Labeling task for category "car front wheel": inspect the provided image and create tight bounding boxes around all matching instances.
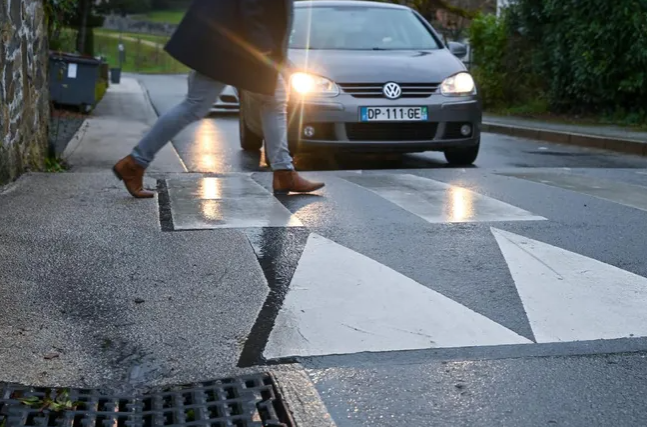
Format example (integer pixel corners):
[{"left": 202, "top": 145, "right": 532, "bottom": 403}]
[{"left": 444, "top": 140, "right": 480, "bottom": 166}]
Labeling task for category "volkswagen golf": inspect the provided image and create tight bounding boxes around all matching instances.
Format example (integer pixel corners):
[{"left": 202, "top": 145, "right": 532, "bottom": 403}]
[{"left": 239, "top": 0, "right": 482, "bottom": 165}]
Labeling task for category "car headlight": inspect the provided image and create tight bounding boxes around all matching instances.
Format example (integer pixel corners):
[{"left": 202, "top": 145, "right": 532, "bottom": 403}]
[
  {"left": 290, "top": 72, "right": 339, "bottom": 97},
  {"left": 440, "top": 72, "right": 476, "bottom": 96}
]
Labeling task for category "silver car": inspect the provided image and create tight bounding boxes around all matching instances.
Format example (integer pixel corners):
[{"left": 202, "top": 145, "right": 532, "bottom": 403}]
[
  {"left": 210, "top": 85, "right": 240, "bottom": 114},
  {"left": 239, "top": 0, "right": 482, "bottom": 165}
]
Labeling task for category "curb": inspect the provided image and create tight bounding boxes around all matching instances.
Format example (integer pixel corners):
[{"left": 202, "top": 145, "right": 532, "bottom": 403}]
[
  {"left": 482, "top": 122, "right": 647, "bottom": 156},
  {"left": 61, "top": 119, "right": 90, "bottom": 161},
  {"left": 271, "top": 364, "right": 338, "bottom": 427},
  {"left": 136, "top": 78, "right": 162, "bottom": 126},
  {"left": 136, "top": 78, "right": 189, "bottom": 173}
]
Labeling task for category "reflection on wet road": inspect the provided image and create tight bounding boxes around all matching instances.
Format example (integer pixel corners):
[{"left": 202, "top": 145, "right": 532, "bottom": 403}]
[
  {"left": 138, "top": 74, "right": 647, "bottom": 173},
  {"left": 181, "top": 113, "right": 647, "bottom": 173}
]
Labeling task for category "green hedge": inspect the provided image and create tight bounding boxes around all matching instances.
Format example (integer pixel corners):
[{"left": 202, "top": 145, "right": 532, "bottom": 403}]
[
  {"left": 470, "top": 0, "right": 647, "bottom": 121},
  {"left": 95, "top": 79, "right": 108, "bottom": 105}
]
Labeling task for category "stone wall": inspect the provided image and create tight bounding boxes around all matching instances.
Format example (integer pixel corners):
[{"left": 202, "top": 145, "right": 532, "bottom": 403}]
[
  {"left": 0, "top": 0, "right": 50, "bottom": 184},
  {"left": 102, "top": 14, "right": 177, "bottom": 37}
]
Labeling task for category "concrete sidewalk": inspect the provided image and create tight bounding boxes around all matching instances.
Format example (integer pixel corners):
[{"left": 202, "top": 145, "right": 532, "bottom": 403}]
[
  {"left": 63, "top": 77, "right": 186, "bottom": 173},
  {"left": 0, "top": 78, "right": 263, "bottom": 389},
  {"left": 483, "top": 114, "right": 647, "bottom": 156},
  {"left": 0, "top": 77, "right": 335, "bottom": 425}
]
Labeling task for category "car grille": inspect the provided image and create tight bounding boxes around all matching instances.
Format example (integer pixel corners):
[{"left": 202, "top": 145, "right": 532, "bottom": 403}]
[
  {"left": 346, "top": 122, "right": 439, "bottom": 141},
  {"left": 444, "top": 122, "right": 473, "bottom": 139},
  {"left": 339, "top": 83, "right": 439, "bottom": 98}
]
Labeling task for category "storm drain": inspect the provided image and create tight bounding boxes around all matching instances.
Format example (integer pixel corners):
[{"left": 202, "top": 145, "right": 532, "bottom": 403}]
[{"left": 0, "top": 374, "right": 294, "bottom": 427}]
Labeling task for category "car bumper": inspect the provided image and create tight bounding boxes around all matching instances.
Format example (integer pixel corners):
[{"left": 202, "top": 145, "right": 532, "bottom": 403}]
[
  {"left": 210, "top": 87, "right": 240, "bottom": 113},
  {"left": 287, "top": 94, "right": 481, "bottom": 152}
]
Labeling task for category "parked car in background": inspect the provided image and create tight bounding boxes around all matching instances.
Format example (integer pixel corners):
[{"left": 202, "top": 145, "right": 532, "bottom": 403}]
[
  {"left": 238, "top": 0, "right": 482, "bottom": 165},
  {"left": 210, "top": 85, "right": 239, "bottom": 114}
]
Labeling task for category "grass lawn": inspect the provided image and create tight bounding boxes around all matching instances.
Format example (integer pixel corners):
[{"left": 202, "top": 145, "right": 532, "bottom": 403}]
[
  {"left": 132, "top": 10, "right": 186, "bottom": 24},
  {"left": 94, "top": 34, "right": 189, "bottom": 74}
]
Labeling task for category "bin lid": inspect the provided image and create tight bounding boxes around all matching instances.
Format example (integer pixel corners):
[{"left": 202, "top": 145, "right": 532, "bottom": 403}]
[{"left": 49, "top": 51, "right": 102, "bottom": 65}]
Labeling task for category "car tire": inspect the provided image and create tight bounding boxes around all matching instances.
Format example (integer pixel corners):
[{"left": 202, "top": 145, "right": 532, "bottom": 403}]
[
  {"left": 444, "top": 140, "right": 480, "bottom": 166},
  {"left": 239, "top": 99, "right": 263, "bottom": 151}
]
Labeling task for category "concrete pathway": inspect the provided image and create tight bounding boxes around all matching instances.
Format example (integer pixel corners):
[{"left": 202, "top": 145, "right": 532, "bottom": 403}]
[
  {"left": 98, "top": 31, "right": 164, "bottom": 49},
  {"left": 63, "top": 76, "right": 186, "bottom": 173},
  {"left": 484, "top": 113, "right": 647, "bottom": 156},
  {"left": 484, "top": 114, "right": 647, "bottom": 142},
  {"left": 0, "top": 79, "right": 263, "bottom": 391}
]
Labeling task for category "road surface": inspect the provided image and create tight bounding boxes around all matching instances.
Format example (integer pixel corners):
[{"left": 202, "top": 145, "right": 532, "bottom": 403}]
[{"left": 142, "top": 74, "right": 647, "bottom": 426}]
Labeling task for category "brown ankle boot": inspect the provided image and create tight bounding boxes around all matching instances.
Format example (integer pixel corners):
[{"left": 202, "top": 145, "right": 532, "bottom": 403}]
[
  {"left": 273, "top": 170, "right": 325, "bottom": 195},
  {"left": 112, "top": 155, "right": 155, "bottom": 199}
]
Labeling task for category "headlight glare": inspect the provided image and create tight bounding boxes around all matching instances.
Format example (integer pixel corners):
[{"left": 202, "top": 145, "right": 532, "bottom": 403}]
[
  {"left": 440, "top": 72, "right": 476, "bottom": 96},
  {"left": 290, "top": 72, "right": 339, "bottom": 97}
]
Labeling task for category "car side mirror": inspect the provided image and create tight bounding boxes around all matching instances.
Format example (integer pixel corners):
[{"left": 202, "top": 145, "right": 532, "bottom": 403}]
[{"left": 448, "top": 42, "right": 467, "bottom": 58}]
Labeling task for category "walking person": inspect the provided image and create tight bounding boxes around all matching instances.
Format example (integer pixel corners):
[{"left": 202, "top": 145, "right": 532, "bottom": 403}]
[
  {"left": 113, "top": 0, "right": 324, "bottom": 198},
  {"left": 243, "top": 0, "right": 324, "bottom": 195}
]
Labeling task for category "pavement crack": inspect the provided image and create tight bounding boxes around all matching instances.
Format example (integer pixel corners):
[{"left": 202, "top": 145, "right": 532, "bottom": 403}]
[
  {"left": 388, "top": 326, "right": 436, "bottom": 341},
  {"left": 214, "top": 268, "right": 229, "bottom": 285},
  {"left": 341, "top": 323, "right": 378, "bottom": 336},
  {"left": 504, "top": 235, "right": 565, "bottom": 280},
  {"left": 297, "top": 328, "right": 310, "bottom": 343}
]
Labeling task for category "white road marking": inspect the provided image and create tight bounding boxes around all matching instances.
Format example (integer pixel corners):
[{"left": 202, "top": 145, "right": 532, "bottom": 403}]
[
  {"left": 167, "top": 177, "right": 303, "bottom": 229},
  {"left": 492, "top": 228, "right": 647, "bottom": 343},
  {"left": 264, "top": 233, "right": 531, "bottom": 360},
  {"left": 345, "top": 174, "right": 545, "bottom": 223}
]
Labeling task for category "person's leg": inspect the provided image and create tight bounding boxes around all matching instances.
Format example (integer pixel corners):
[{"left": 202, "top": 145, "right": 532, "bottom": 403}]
[
  {"left": 259, "top": 74, "right": 325, "bottom": 194},
  {"left": 259, "top": 74, "right": 294, "bottom": 171},
  {"left": 114, "top": 71, "right": 225, "bottom": 198},
  {"left": 131, "top": 71, "right": 226, "bottom": 167}
]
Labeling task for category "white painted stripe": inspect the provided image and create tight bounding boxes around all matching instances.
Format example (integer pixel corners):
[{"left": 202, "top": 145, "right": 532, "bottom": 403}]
[
  {"left": 345, "top": 174, "right": 545, "bottom": 223},
  {"left": 167, "top": 176, "right": 270, "bottom": 200},
  {"left": 492, "top": 228, "right": 647, "bottom": 343},
  {"left": 167, "top": 177, "right": 303, "bottom": 229},
  {"left": 264, "top": 233, "right": 531, "bottom": 360}
]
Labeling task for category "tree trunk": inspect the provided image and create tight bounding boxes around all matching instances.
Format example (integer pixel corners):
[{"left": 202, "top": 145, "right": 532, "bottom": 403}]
[{"left": 76, "top": 0, "right": 89, "bottom": 54}]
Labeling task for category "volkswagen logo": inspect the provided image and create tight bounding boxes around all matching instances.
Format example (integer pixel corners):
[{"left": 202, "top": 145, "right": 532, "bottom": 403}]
[{"left": 383, "top": 82, "right": 402, "bottom": 99}]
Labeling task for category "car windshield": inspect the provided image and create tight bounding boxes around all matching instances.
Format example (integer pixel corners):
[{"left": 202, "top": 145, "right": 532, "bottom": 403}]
[{"left": 290, "top": 6, "right": 441, "bottom": 50}]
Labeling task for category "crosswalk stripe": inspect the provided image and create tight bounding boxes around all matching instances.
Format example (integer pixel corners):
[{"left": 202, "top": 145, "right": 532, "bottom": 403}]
[
  {"left": 493, "top": 228, "right": 647, "bottom": 343},
  {"left": 344, "top": 173, "right": 546, "bottom": 223},
  {"left": 264, "top": 233, "right": 532, "bottom": 360},
  {"left": 499, "top": 171, "right": 647, "bottom": 212},
  {"left": 166, "top": 177, "right": 303, "bottom": 229}
]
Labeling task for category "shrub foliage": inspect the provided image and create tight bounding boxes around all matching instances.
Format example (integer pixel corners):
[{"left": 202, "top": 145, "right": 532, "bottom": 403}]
[{"left": 470, "top": 0, "right": 647, "bottom": 120}]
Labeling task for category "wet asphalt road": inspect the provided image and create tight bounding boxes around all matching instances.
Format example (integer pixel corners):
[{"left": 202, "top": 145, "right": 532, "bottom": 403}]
[
  {"left": 139, "top": 74, "right": 647, "bottom": 426},
  {"left": 139, "top": 74, "right": 647, "bottom": 173}
]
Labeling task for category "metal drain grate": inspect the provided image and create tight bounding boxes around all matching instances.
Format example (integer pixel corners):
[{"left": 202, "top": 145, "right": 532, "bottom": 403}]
[{"left": 0, "top": 374, "right": 293, "bottom": 427}]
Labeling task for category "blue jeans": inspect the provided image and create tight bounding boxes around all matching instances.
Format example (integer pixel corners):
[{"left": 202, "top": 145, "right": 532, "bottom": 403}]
[{"left": 132, "top": 71, "right": 294, "bottom": 171}]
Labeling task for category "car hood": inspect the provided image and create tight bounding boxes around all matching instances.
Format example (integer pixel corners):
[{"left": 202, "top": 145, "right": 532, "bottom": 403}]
[{"left": 287, "top": 49, "right": 465, "bottom": 84}]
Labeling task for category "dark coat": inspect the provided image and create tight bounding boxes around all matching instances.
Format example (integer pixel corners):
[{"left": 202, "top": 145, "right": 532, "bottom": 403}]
[{"left": 164, "top": 0, "right": 292, "bottom": 95}]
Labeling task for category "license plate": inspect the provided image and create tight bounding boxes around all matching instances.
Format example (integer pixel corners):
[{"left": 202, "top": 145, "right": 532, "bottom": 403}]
[{"left": 360, "top": 106, "right": 428, "bottom": 122}]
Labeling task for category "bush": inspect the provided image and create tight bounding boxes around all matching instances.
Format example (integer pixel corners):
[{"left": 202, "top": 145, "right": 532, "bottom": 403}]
[
  {"left": 95, "top": 79, "right": 108, "bottom": 105},
  {"left": 470, "top": 0, "right": 647, "bottom": 121},
  {"left": 469, "top": 14, "right": 508, "bottom": 109},
  {"left": 515, "top": 0, "right": 647, "bottom": 114}
]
